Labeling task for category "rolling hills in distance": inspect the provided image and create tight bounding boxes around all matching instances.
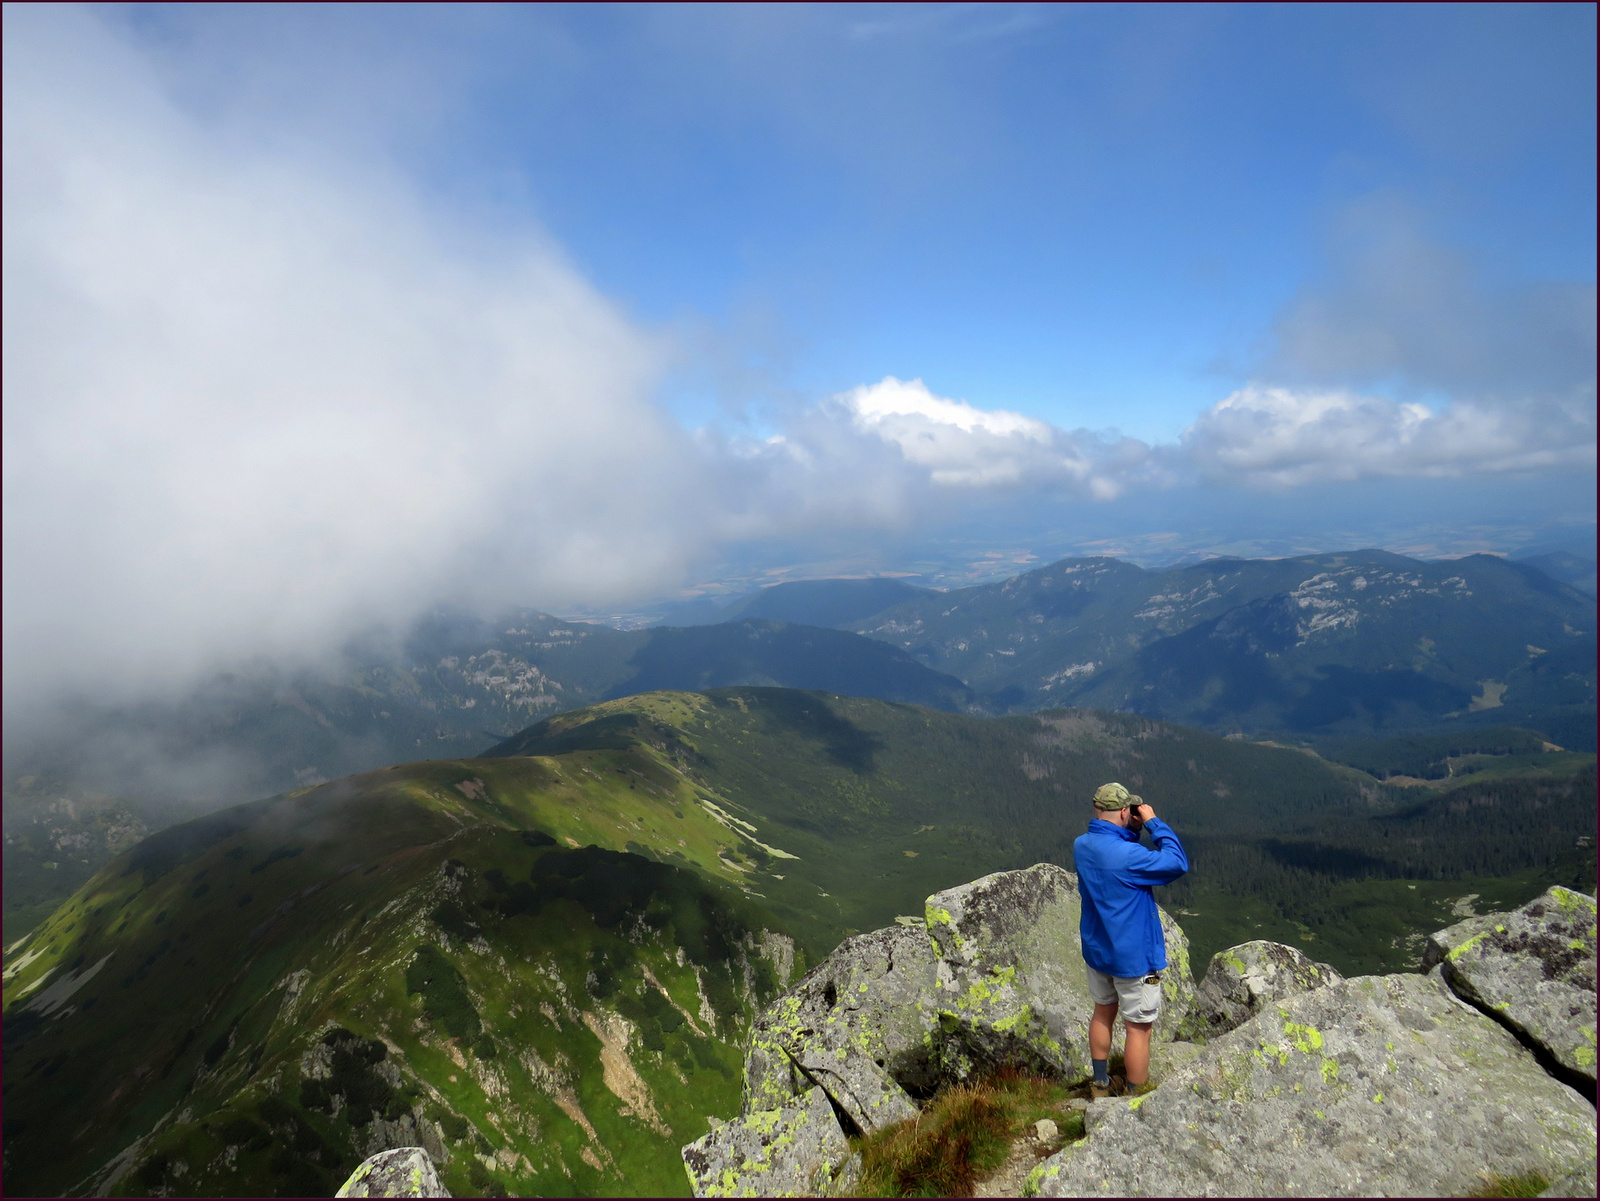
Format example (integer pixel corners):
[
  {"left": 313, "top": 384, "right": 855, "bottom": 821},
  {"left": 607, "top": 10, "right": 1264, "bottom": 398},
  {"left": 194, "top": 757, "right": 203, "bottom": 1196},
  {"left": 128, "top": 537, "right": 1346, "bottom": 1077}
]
[
  {"left": 1513, "top": 549, "right": 1598, "bottom": 598},
  {"left": 847, "top": 550, "right": 1596, "bottom": 745},
  {"left": 5, "top": 687, "right": 1593, "bottom": 1198},
  {"left": 5, "top": 548, "right": 1593, "bottom": 937},
  {"left": 648, "top": 575, "right": 928, "bottom": 629}
]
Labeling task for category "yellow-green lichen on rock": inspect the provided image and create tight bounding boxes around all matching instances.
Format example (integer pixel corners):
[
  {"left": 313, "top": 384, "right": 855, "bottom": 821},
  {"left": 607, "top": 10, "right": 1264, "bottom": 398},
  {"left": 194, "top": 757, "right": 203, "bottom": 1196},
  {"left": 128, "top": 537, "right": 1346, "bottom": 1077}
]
[
  {"left": 921, "top": 863, "right": 1196, "bottom": 1085},
  {"left": 738, "top": 923, "right": 938, "bottom": 1125},
  {"left": 1423, "top": 885, "right": 1597, "bottom": 1090},
  {"left": 683, "top": 1087, "right": 854, "bottom": 1198},
  {"left": 1175, "top": 940, "right": 1343, "bottom": 1044},
  {"left": 1029, "top": 972, "right": 1595, "bottom": 1199},
  {"left": 335, "top": 1147, "right": 448, "bottom": 1198}
]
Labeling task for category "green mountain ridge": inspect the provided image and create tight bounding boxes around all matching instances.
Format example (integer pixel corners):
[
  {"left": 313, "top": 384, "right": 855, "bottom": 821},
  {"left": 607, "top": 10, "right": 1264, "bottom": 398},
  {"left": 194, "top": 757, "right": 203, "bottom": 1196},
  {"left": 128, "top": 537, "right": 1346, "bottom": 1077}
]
[
  {"left": 2, "top": 619, "right": 970, "bottom": 931},
  {"left": 5, "top": 688, "right": 1593, "bottom": 1197}
]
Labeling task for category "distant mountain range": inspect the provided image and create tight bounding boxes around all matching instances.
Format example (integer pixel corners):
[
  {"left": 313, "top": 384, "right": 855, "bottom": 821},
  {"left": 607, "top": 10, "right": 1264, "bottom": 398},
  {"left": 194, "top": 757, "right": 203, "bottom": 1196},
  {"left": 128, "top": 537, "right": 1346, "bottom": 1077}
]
[
  {"left": 15, "top": 551, "right": 1589, "bottom": 804},
  {"left": 849, "top": 550, "right": 1596, "bottom": 746},
  {"left": 1512, "top": 549, "right": 1597, "bottom": 598},
  {"left": 6, "top": 614, "right": 970, "bottom": 805},
  {"left": 649, "top": 576, "right": 928, "bottom": 628}
]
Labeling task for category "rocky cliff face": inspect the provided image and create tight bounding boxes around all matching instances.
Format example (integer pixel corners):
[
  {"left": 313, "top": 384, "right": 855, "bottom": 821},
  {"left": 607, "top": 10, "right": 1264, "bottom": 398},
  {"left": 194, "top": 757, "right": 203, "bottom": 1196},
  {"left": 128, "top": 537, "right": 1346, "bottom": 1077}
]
[{"left": 680, "top": 872, "right": 1597, "bottom": 1199}]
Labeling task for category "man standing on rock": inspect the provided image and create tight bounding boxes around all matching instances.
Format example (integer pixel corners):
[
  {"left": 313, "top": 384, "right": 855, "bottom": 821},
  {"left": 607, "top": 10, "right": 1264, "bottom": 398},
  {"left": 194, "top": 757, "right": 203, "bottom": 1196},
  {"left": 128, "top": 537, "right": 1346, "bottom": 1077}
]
[{"left": 1075, "top": 781, "right": 1188, "bottom": 1099}]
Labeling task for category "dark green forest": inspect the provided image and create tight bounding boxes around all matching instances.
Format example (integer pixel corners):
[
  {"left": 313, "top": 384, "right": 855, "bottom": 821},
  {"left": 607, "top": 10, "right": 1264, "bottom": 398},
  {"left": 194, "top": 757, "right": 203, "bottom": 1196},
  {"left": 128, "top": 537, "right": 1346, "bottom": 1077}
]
[
  {"left": 1310, "top": 725, "right": 1560, "bottom": 779},
  {"left": 490, "top": 690, "right": 1597, "bottom": 975},
  {"left": 1159, "top": 766, "right": 1596, "bottom": 969}
]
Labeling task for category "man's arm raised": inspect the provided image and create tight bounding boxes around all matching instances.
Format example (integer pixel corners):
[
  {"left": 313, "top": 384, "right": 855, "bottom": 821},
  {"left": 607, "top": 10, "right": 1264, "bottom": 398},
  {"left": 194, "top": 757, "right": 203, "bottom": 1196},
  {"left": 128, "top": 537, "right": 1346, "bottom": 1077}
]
[{"left": 1125, "top": 807, "right": 1188, "bottom": 885}]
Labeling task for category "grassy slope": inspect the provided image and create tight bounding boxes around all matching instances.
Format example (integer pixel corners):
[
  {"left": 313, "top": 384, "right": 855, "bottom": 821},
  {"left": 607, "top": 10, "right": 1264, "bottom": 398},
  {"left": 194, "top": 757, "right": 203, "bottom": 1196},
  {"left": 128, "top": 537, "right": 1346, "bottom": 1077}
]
[
  {"left": 1, "top": 621, "right": 970, "bottom": 940},
  {"left": 1, "top": 723, "right": 806, "bottom": 1199},
  {"left": 595, "top": 691, "right": 1594, "bottom": 973},
  {"left": 483, "top": 688, "right": 1404, "bottom": 950}
]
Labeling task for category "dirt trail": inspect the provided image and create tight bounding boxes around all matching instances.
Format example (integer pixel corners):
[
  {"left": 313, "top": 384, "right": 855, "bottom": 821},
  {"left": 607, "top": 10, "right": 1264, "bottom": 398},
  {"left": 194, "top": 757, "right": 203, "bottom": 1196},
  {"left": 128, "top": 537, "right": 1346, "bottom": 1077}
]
[{"left": 972, "top": 1137, "right": 1049, "bottom": 1198}]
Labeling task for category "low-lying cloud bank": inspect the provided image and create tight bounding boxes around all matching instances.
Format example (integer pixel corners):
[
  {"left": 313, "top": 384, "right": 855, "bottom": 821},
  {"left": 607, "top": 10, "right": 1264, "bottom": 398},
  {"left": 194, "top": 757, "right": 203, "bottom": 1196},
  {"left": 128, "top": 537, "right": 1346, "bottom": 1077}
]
[
  {"left": 5, "top": 5, "right": 702, "bottom": 709},
  {"left": 1182, "top": 385, "right": 1595, "bottom": 488},
  {"left": 3, "top": 6, "right": 1594, "bottom": 724}
]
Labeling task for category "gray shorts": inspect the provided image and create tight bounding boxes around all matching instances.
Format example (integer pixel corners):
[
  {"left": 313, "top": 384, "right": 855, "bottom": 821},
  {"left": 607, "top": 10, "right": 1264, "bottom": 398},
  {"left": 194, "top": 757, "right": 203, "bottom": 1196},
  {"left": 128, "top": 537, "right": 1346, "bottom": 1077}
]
[{"left": 1086, "top": 966, "right": 1163, "bottom": 1025}]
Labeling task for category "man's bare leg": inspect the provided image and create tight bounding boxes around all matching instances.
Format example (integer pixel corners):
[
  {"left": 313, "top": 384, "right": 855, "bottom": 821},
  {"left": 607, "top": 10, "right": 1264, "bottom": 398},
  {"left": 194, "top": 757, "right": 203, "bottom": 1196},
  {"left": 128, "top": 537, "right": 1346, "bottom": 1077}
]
[
  {"left": 1123, "top": 1019, "right": 1154, "bottom": 1086},
  {"left": 1089, "top": 1001, "right": 1118, "bottom": 1062}
]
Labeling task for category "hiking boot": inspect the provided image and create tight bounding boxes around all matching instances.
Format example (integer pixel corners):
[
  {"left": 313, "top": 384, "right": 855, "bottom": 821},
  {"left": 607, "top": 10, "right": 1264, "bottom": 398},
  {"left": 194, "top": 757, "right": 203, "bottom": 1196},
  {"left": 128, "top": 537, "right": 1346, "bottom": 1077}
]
[{"left": 1089, "top": 1075, "right": 1125, "bottom": 1100}]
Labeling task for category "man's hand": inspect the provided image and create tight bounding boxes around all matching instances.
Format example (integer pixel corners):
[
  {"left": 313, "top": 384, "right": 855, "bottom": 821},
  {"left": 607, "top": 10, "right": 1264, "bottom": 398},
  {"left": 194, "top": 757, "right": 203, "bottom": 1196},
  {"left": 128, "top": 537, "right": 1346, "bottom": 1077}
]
[{"left": 1132, "top": 803, "right": 1155, "bottom": 823}]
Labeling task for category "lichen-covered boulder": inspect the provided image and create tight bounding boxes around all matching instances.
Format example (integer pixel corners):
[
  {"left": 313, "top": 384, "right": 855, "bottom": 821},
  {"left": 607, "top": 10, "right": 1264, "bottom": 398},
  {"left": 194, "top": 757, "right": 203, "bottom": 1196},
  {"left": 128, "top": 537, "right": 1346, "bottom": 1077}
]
[
  {"left": 744, "top": 923, "right": 939, "bottom": 1116},
  {"left": 797, "top": 1048, "right": 921, "bottom": 1135},
  {"left": 336, "top": 1147, "right": 449, "bottom": 1198},
  {"left": 1175, "top": 939, "right": 1344, "bottom": 1042},
  {"left": 1424, "top": 886, "right": 1597, "bottom": 1089},
  {"left": 1026, "top": 973, "right": 1597, "bottom": 1198},
  {"left": 924, "top": 863, "right": 1195, "bottom": 1083},
  {"left": 681, "top": 1085, "right": 856, "bottom": 1198}
]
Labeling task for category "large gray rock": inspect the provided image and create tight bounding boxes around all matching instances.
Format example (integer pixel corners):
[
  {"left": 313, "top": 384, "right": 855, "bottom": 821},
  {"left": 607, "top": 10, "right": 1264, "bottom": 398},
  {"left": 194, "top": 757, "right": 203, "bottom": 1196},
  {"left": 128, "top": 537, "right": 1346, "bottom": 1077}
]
[
  {"left": 743, "top": 923, "right": 935, "bottom": 1123},
  {"left": 681, "top": 1085, "right": 857, "bottom": 1198},
  {"left": 1538, "top": 1162, "right": 1599, "bottom": 1199},
  {"left": 336, "top": 1147, "right": 449, "bottom": 1198},
  {"left": 924, "top": 863, "right": 1196, "bottom": 1082},
  {"left": 1027, "top": 972, "right": 1597, "bottom": 1198},
  {"left": 1175, "top": 939, "right": 1344, "bottom": 1043},
  {"left": 1425, "top": 885, "right": 1597, "bottom": 1089}
]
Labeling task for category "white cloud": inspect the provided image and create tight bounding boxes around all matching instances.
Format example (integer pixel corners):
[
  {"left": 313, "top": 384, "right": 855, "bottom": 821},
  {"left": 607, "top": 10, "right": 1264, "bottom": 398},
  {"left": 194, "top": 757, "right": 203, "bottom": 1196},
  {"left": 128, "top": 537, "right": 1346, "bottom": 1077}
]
[
  {"left": 2, "top": 6, "right": 701, "bottom": 707},
  {"left": 0, "top": 12, "right": 1155, "bottom": 722},
  {"left": 838, "top": 376, "right": 1146, "bottom": 496},
  {"left": 1194, "top": 198, "right": 1598, "bottom": 489},
  {"left": 1182, "top": 384, "right": 1597, "bottom": 488}
]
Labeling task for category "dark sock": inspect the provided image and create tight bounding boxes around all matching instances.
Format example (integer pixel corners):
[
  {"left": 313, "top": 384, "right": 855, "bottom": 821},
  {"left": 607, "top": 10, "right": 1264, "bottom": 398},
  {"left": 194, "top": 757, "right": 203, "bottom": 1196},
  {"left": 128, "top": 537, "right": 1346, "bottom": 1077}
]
[{"left": 1092, "top": 1058, "right": 1109, "bottom": 1084}]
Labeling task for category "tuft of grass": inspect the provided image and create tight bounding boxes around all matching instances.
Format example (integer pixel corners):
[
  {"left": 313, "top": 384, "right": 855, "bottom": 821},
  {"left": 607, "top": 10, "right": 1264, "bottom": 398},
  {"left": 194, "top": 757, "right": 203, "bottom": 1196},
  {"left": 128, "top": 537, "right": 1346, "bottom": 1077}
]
[
  {"left": 855, "top": 1068, "right": 1086, "bottom": 1198},
  {"left": 1470, "top": 1171, "right": 1551, "bottom": 1198}
]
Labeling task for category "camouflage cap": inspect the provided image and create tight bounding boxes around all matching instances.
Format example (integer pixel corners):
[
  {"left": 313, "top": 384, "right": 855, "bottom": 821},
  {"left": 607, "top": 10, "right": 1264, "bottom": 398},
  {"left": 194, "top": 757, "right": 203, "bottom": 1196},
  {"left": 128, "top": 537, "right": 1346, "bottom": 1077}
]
[{"left": 1093, "top": 782, "right": 1142, "bottom": 811}]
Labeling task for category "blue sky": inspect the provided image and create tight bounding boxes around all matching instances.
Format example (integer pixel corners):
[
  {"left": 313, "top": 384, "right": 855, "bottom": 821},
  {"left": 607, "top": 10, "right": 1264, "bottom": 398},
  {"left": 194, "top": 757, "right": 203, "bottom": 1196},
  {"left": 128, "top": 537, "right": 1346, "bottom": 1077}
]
[
  {"left": 120, "top": 3, "right": 1592, "bottom": 437},
  {"left": 3, "top": 3, "right": 1595, "bottom": 695}
]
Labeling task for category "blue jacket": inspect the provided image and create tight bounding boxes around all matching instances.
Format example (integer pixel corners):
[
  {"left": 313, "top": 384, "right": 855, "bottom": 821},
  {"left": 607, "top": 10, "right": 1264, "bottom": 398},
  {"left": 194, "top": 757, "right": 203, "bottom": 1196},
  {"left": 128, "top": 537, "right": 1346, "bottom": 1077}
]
[{"left": 1074, "top": 816, "right": 1188, "bottom": 979}]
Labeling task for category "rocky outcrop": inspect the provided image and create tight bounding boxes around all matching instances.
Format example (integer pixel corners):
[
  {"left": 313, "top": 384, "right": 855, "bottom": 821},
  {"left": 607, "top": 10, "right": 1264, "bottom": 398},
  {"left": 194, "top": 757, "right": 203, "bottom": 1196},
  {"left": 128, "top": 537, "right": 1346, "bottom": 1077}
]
[
  {"left": 1029, "top": 972, "right": 1597, "bottom": 1198},
  {"left": 1424, "top": 885, "right": 1597, "bottom": 1093},
  {"left": 743, "top": 923, "right": 938, "bottom": 1122},
  {"left": 681, "top": 1085, "right": 859, "bottom": 1198},
  {"left": 1175, "top": 938, "right": 1344, "bottom": 1042},
  {"left": 689, "top": 863, "right": 1196, "bottom": 1196},
  {"left": 923, "top": 864, "right": 1195, "bottom": 1082},
  {"left": 687, "top": 866, "right": 1598, "bottom": 1200},
  {"left": 335, "top": 1147, "right": 449, "bottom": 1198}
]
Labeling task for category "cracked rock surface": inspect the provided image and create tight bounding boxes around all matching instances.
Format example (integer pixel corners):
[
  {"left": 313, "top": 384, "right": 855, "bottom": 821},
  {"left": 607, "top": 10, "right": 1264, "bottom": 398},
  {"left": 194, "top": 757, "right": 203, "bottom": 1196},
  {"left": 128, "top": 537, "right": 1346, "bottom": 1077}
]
[
  {"left": 743, "top": 922, "right": 940, "bottom": 1116},
  {"left": 1028, "top": 972, "right": 1596, "bottom": 1199},
  {"left": 680, "top": 1084, "right": 858, "bottom": 1198},
  {"left": 1424, "top": 885, "right": 1597, "bottom": 1089},
  {"left": 924, "top": 863, "right": 1196, "bottom": 1083}
]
